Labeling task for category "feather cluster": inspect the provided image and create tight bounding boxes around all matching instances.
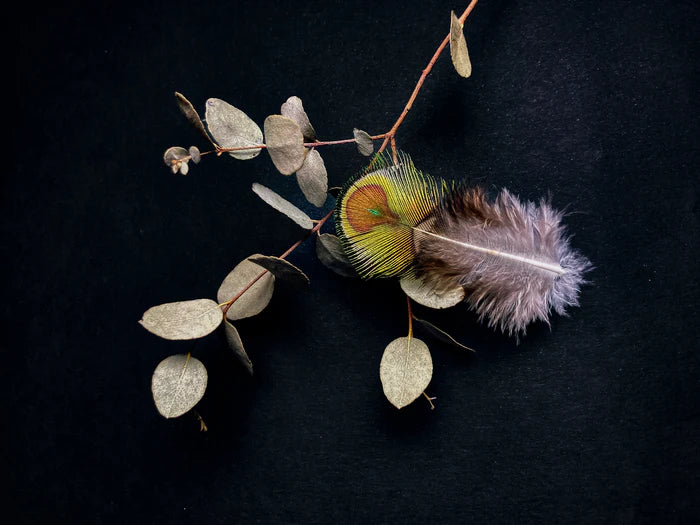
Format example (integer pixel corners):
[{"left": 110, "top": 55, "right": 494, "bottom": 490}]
[{"left": 336, "top": 152, "right": 591, "bottom": 336}]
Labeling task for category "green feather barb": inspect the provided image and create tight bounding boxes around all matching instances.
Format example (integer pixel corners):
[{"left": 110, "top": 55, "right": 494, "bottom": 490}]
[{"left": 335, "top": 152, "right": 446, "bottom": 278}]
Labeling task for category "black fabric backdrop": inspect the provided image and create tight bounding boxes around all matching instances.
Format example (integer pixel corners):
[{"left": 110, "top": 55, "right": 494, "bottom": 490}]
[{"left": 7, "top": 1, "right": 699, "bottom": 523}]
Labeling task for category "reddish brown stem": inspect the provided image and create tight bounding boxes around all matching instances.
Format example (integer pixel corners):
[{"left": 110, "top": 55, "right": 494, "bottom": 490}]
[
  {"left": 377, "top": 0, "right": 479, "bottom": 154},
  {"left": 221, "top": 207, "right": 335, "bottom": 315},
  {"left": 220, "top": 0, "right": 479, "bottom": 313},
  {"left": 407, "top": 296, "right": 414, "bottom": 338}
]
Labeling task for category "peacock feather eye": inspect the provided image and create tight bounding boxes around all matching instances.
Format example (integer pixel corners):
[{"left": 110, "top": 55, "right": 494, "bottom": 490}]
[{"left": 335, "top": 152, "right": 445, "bottom": 279}]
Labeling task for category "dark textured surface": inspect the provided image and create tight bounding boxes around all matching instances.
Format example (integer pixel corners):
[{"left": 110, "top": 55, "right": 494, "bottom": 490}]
[{"left": 7, "top": 1, "right": 699, "bottom": 523}]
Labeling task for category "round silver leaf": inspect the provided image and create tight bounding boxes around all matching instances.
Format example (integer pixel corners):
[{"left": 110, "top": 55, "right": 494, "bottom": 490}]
[
  {"left": 264, "top": 115, "right": 305, "bottom": 175},
  {"left": 217, "top": 256, "right": 275, "bottom": 321},
  {"left": 139, "top": 299, "right": 223, "bottom": 340},
  {"left": 379, "top": 337, "right": 433, "bottom": 409},
  {"left": 205, "top": 98, "right": 263, "bottom": 160},
  {"left": 151, "top": 354, "right": 208, "bottom": 418}
]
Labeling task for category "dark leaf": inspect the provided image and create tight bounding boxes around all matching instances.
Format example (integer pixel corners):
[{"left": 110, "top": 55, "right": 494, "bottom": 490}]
[
  {"left": 315, "top": 233, "right": 357, "bottom": 278},
  {"left": 174, "top": 92, "right": 215, "bottom": 145},
  {"left": 248, "top": 255, "right": 309, "bottom": 288}
]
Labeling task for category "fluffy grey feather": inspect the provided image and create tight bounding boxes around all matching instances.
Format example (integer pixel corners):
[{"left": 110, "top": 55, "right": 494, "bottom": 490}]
[{"left": 414, "top": 186, "right": 591, "bottom": 336}]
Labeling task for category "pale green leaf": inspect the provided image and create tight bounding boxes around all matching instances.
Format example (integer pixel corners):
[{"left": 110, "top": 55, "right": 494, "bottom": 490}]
[
  {"left": 139, "top": 299, "right": 223, "bottom": 340},
  {"left": 217, "top": 256, "right": 275, "bottom": 321},
  {"left": 449, "top": 11, "right": 472, "bottom": 78},
  {"left": 205, "top": 98, "right": 263, "bottom": 160},
  {"left": 248, "top": 255, "right": 309, "bottom": 288},
  {"left": 264, "top": 115, "right": 305, "bottom": 174},
  {"left": 223, "top": 321, "right": 253, "bottom": 375},
  {"left": 296, "top": 149, "right": 328, "bottom": 207},
  {"left": 251, "top": 182, "right": 313, "bottom": 229},
  {"left": 379, "top": 337, "right": 433, "bottom": 409},
  {"left": 151, "top": 354, "right": 208, "bottom": 418},
  {"left": 400, "top": 275, "right": 465, "bottom": 309}
]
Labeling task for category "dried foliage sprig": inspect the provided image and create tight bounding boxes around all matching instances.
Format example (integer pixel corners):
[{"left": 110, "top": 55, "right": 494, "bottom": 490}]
[{"left": 141, "top": 0, "right": 589, "bottom": 423}]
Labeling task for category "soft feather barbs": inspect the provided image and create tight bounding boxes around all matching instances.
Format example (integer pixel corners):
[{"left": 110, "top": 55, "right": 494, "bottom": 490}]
[{"left": 336, "top": 152, "right": 591, "bottom": 336}]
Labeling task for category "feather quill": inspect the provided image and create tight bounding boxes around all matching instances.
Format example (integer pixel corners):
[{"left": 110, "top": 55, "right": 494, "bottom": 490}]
[{"left": 336, "top": 152, "right": 590, "bottom": 336}]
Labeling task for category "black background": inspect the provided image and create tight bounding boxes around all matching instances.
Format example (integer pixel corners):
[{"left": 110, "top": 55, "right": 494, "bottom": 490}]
[{"left": 8, "top": 1, "right": 699, "bottom": 523}]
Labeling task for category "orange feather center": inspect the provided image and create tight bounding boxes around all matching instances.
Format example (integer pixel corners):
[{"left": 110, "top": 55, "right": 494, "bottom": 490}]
[{"left": 345, "top": 184, "right": 397, "bottom": 233}]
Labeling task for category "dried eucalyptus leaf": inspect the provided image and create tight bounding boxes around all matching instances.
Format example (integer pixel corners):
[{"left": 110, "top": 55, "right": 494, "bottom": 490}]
[
  {"left": 264, "top": 115, "right": 305, "bottom": 174},
  {"left": 151, "top": 354, "right": 208, "bottom": 418},
  {"left": 296, "top": 149, "right": 328, "bottom": 207},
  {"left": 379, "top": 337, "right": 432, "bottom": 409},
  {"left": 189, "top": 146, "right": 201, "bottom": 163},
  {"left": 205, "top": 98, "right": 263, "bottom": 160},
  {"left": 139, "top": 299, "right": 223, "bottom": 340},
  {"left": 224, "top": 321, "right": 253, "bottom": 375},
  {"left": 353, "top": 128, "right": 374, "bottom": 156},
  {"left": 400, "top": 275, "right": 465, "bottom": 309},
  {"left": 449, "top": 11, "right": 472, "bottom": 78},
  {"left": 248, "top": 255, "right": 309, "bottom": 288},
  {"left": 251, "top": 183, "right": 313, "bottom": 229},
  {"left": 179, "top": 162, "right": 189, "bottom": 175},
  {"left": 413, "top": 317, "right": 475, "bottom": 353},
  {"left": 174, "top": 92, "right": 214, "bottom": 145},
  {"left": 217, "top": 256, "right": 275, "bottom": 321},
  {"left": 315, "top": 233, "right": 357, "bottom": 278},
  {"left": 163, "top": 146, "right": 189, "bottom": 167},
  {"left": 280, "top": 96, "right": 316, "bottom": 141}
]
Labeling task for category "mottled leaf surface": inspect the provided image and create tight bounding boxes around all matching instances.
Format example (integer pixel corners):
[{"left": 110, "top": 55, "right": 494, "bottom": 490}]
[
  {"left": 281, "top": 96, "right": 316, "bottom": 141},
  {"left": 296, "top": 149, "right": 328, "bottom": 207},
  {"left": 449, "top": 11, "right": 472, "bottom": 78},
  {"left": 140, "top": 299, "right": 223, "bottom": 340},
  {"left": 251, "top": 183, "right": 313, "bottom": 229},
  {"left": 400, "top": 275, "right": 465, "bottom": 309},
  {"left": 353, "top": 128, "right": 374, "bottom": 156},
  {"left": 264, "top": 115, "right": 305, "bottom": 174},
  {"left": 379, "top": 337, "right": 432, "bottom": 409},
  {"left": 205, "top": 98, "right": 263, "bottom": 160},
  {"left": 151, "top": 354, "right": 208, "bottom": 418},
  {"left": 217, "top": 256, "right": 275, "bottom": 321}
]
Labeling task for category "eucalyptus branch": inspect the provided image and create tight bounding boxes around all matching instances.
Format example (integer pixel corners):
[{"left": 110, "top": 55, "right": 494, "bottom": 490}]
[{"left": 146, "top": 2, "right": 482, "bottom": 417}]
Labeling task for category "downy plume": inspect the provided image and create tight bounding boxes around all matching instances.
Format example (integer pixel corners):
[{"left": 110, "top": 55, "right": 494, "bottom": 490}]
[{"left": 336, "top": 152, "right": 591, "bottom": 336}]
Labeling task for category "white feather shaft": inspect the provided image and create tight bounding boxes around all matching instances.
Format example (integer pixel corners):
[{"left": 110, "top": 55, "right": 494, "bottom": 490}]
[{"left": 413, "top": 226, "right": 567, "bottom": 276}]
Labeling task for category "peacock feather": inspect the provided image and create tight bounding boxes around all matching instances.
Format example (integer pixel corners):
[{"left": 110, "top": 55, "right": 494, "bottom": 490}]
[
  {"left": 335, "top": 152, "right": 447, "bottom": 279},
  {"left": 335, "top": 151, "right": 591, "bottom": 336}
]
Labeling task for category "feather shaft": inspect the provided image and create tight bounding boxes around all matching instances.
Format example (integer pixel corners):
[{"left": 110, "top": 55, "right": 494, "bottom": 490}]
[{"left": 413, "top": 226, "right": 567, "bottom": 275}]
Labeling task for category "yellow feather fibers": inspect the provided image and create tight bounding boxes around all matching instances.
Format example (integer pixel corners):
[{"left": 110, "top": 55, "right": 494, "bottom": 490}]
[{"left": 335, "top": 152, "right": 446, "bottom": 279}]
